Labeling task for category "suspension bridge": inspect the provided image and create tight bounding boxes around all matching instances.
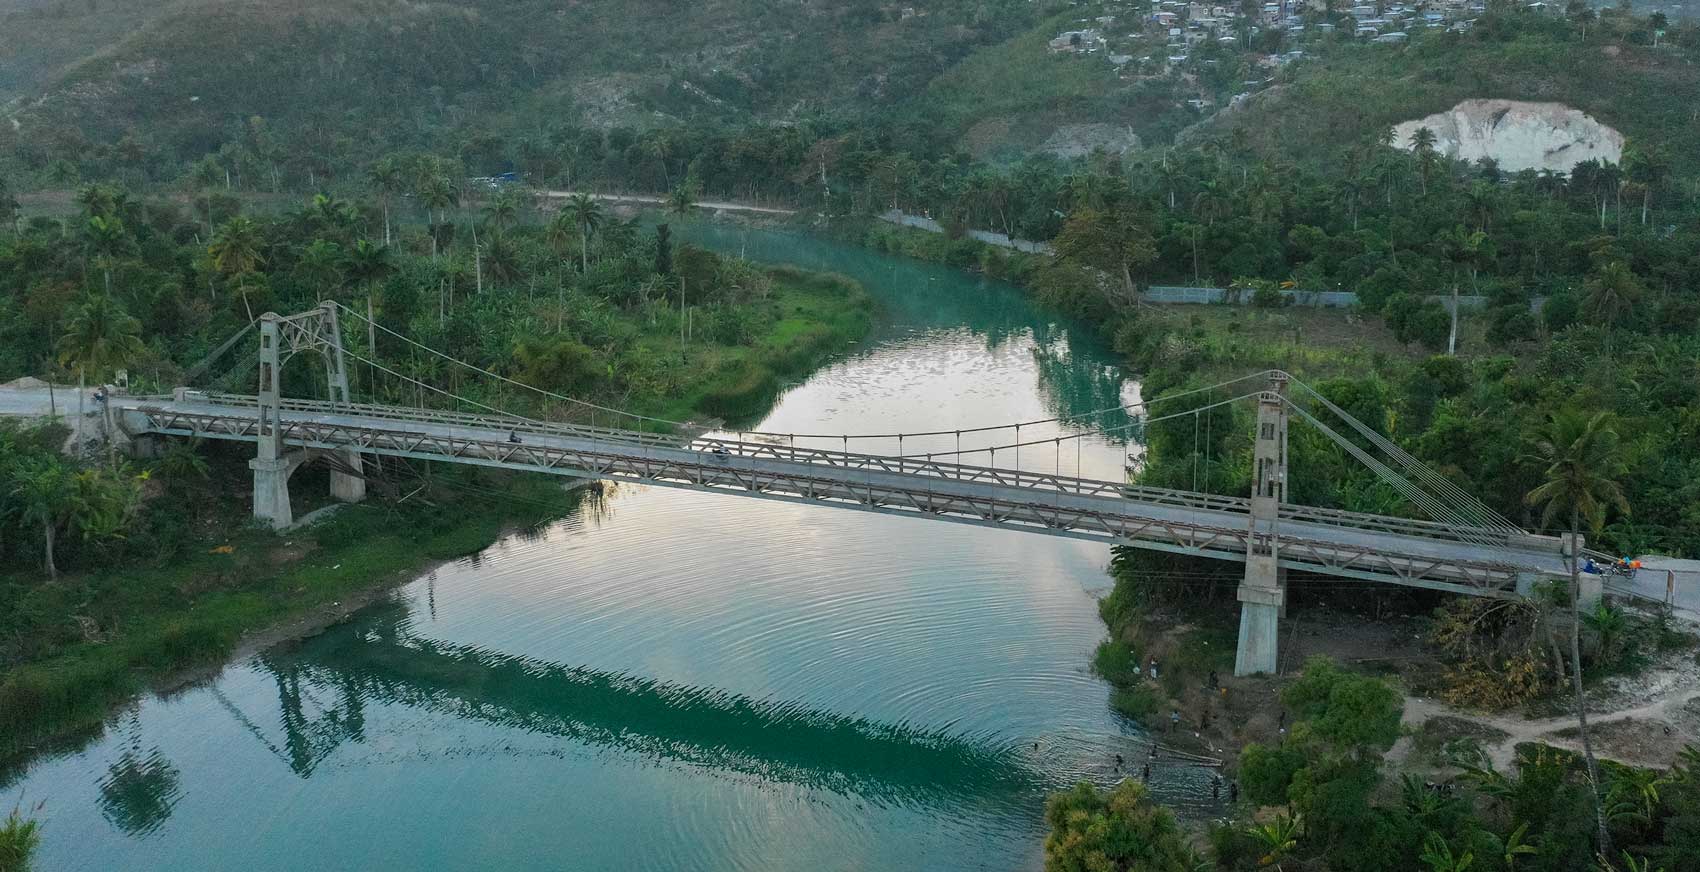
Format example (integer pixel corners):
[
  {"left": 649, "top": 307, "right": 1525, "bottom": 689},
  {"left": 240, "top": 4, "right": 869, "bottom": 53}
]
[{"left": 87, "top": 302, "right": 1584, "bottom": 676}]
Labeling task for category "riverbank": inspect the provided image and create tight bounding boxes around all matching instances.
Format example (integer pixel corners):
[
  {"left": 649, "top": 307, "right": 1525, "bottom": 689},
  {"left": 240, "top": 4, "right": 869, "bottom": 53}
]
[{"left": 0, "top": 264, "right": 874, "bottom": 768}]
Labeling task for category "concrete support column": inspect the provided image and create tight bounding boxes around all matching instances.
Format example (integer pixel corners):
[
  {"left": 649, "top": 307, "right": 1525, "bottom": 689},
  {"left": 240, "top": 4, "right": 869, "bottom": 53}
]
[
  {"left": 1236, "top": 553, "right": 1285, "bottom": 675},
  {"left": 329, "top": 450, "right": 366, "bottom": 504},
  {"left": 1235, "top": 373, "right": 1290, "bottom": 676},
  {"left": 250, "top": 453, "right": 303, "bottom": 528}
]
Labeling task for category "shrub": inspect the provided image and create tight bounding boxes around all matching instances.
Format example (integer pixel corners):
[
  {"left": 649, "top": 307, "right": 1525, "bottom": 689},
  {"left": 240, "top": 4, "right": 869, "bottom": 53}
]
[{"left": 1093, "top": 638, "right": 1142, "bottom": 686}]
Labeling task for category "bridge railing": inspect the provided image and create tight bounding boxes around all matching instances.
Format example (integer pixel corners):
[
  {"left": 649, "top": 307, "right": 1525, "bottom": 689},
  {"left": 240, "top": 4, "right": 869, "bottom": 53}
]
[
  {"left": 130, "top": 404, "right": 1547, "bottom": 592},
  {"left": 1276, "top": 503, "right": 1536, "bottom": 550},
  {"left": 191, "top": 392, "right": 687, "bottom": 448},
  {"left": 142, "top": 395, "right": 1546, "bottom": 553},
  {"left": 151, "top": 394, "right": 1255, "bottom": 513}
]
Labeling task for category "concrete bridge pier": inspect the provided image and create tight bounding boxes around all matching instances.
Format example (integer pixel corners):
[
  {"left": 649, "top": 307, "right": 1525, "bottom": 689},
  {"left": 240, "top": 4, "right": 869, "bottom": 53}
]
[
  {"left": 1235, "top": 553, "right": 1285, "bottom": 676},
  {"left": 1234, "top": 373, "right": 1290, "bottom": 676},
  {"left": 251, "top": 451, "right": 306, "bottom": 528},
  {"left": 328, "top": 450, "right": 367, "bottom": 504}
]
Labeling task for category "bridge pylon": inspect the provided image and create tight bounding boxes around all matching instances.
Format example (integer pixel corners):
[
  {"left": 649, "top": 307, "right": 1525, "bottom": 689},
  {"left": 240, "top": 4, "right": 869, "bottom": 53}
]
[
  {"left": 1235, "top": 372, "right": 1289, "bottom": 676},
  {"left": 248, "top": 304, "right": 366, "bottom": 529}
]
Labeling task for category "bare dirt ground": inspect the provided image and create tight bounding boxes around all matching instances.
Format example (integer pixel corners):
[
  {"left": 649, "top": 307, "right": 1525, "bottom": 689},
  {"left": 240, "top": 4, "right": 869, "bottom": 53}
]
[
  {"left": 1146, "top": 599, "right": 1700, "bottom": 776},
  {"left": 1391, "top": 633, "right": 1700, "bottom": 772}
]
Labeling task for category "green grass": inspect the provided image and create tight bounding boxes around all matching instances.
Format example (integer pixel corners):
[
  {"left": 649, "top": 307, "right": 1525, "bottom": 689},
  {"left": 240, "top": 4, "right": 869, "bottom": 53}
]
[
  {"left": 625, "top": 268, "right": 873, "bottom": 427},
  {"left": 0, "top": 466, "right": 577, "bottom": 762},
  {"left": 1093, "top": 638, "right": 1143, "bottom": 686}
]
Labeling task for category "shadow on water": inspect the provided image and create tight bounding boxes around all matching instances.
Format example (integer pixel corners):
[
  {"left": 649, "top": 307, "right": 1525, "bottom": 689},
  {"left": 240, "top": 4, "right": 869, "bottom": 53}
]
[{"left": 235, "top": 603, "right": 1043, "bottom": 813}]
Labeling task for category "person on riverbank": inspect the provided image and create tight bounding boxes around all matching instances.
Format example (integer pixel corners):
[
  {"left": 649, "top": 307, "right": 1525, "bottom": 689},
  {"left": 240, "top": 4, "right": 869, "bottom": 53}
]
[
  {"left": 1169, "top": 709, "right": 1180, "bottom": 732},
  {"left": 1149, "top": 657, "right": 1159, "bottom": 680}
]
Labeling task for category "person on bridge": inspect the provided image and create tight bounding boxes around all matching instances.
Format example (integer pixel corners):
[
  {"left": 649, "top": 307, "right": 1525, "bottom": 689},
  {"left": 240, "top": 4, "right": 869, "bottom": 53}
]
[{"left": 508, "top": 429, "right": 522, "bottom": 444}]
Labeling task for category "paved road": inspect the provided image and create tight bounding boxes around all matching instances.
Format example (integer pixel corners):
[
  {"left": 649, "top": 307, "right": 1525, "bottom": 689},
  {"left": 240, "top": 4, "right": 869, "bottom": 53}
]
[
  {"left": 1610, "top": 557, "right": 1700, "bottom": 617},
  {"left": 537, "top": 190, "right": 797, "bottom": 216},
  {"left": 0, "top": 386, "right": 99, "bottom": 417}
]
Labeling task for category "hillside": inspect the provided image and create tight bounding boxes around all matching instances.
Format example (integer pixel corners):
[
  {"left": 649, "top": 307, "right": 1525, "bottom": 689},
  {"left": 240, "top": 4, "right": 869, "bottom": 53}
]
[
  {"left": 0, "top": 0, "right": 181, "bottom": 101},
  {"left": 1194, "top": 15, "right": 1700, "bottom": 175},
  {"left": 2, "top": 0, "right": 1036, "bottom": 180}
]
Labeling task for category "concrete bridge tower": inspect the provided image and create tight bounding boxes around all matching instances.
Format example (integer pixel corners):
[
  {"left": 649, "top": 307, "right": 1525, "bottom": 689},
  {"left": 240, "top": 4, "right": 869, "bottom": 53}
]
[
  {"left": 247, "top": 303, "right": 366, "bottom": 529},
  {"left": 1235, "top": 372, "right": 1289, "bottom": 676}
]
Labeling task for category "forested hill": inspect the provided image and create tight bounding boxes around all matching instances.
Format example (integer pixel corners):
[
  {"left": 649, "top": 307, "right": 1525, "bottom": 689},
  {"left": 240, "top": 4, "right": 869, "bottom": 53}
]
[
  {"left": 4, "top": 0, "right": 1699, "bottom": 197},
  {"left": 1, "top": 0, "right": 1034, "bottom": 177},
  {"left": 1197, "top": 13, "right": 1700, "bottom": 176}
]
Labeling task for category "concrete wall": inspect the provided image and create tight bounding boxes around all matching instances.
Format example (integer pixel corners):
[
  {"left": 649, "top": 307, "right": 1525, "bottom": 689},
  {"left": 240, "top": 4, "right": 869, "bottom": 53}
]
[{"left": 1143, "top": 285, "right": 1546, "bottom": 312}]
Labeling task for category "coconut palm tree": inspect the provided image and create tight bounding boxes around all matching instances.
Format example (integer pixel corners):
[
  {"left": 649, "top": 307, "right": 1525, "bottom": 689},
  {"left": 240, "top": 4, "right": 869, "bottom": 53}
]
[
  {"left": 565, "top": 193, "right": 602, "bottom": 274},
  {"left": 418, "top": 175, "right": 458, "bottom": 258},
  {"left": 366, "top": 158, "right": 405, "bottom": 245},
  {"left": 346, "top": 239, "right": 394, "bottom": 301},
  {"left": 58, "top": 293, "right": 145, "bottom": 464},
  {"left": 296, "top": 239, "right": 346, "bottom": 300},
  {"left": 209, "top": 216, "right": 266, "bottom": 278},
  {"left": 481, "top": 188, "right": 522, "bottom": 233},
  {"left": 1583, "top": 261, "right": 1644, "bottom": 362},
  {"left": 82, "top": 215, "right": 135, "bottom": 293},
  {"left": 1524, "top": 409, "right": 1630, "bottom": 857}
]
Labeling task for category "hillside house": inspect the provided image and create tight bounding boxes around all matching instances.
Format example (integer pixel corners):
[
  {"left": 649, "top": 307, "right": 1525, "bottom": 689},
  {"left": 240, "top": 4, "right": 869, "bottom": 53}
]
[{"left": 1048, "top": 28, "right": 1107, "bottom": 52}]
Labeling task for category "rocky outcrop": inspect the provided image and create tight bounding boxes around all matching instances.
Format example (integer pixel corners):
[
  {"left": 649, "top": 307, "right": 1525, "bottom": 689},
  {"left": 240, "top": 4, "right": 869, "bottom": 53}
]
[{"left": 1394, "top": 99, "right": 1623, "bottom": 174}]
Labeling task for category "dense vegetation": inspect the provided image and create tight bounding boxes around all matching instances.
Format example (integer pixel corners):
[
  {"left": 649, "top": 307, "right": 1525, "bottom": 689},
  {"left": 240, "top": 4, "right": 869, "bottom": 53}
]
[
  {"left": 0, "top": 181, "right": 871, "bottom": 768},
  {"left": 1052, "top": 657, "right": 1700, "bottom": 872},
  {"left": 4, "top": 0, "right": 1700, "bottom": 868}
]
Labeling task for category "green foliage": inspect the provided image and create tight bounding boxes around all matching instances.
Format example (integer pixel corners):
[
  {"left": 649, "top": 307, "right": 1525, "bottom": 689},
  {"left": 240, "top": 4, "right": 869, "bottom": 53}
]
[
  {"left": 0, "top": 802, "right": 43, "bottom": 872},
  {"left": 1238, "top": 741, "right": 1307, "bottom": 805},
  {"left": 1043, "top": 780, "right": 1201, "bottom": 872},
  {"left": 1093, "top": 638, "right": 1142, "bottom": 686},
  {"left": 1281, "top": 656, "right": 1404, "bottom": 756}
]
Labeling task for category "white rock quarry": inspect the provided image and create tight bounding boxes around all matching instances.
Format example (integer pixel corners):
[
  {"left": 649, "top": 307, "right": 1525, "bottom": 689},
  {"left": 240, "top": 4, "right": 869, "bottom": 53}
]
[{"left": 1393, "top": 99, "right": 1623, "bottom": 174}]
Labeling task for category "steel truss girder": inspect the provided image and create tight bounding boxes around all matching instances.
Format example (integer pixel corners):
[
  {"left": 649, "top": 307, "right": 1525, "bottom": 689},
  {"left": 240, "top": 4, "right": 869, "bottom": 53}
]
[{"left": 132, "top": 405, "right": 1534, "bottom": 597}]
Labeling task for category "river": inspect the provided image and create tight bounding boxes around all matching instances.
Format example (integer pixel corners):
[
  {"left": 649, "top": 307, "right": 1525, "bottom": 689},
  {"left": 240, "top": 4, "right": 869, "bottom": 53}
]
[{"left": 3, "top": 225, "right": 1225, "bottom": 871}]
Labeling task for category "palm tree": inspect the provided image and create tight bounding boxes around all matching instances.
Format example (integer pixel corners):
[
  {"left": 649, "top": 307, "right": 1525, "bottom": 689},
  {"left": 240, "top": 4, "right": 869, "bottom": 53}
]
[
  {"left": 83, "top": 215, "right": 135, "bottom": 293},
  {"left": 209, "top": 217, "right": 266, "bottom": 278},
  {"left": 1524, "top": 409, "right": 1630, "bottom": 858},
  {"left": 481, "top": 188, "right": 522, "bottom": 233},
  {"left": 1438, "top": 224, "right": 1488, "bottom": 355},
  {"left": 305, "top": 193, "right": 357, "bottom": 237},
  {"left": 1410, "top": 126, "right": 1440, "bottom": 196},
  {"left": 295, "top": 239, "right": 346, "bottom": 300},
  {"left": 1248, "top": 813, "right": 1302, "bottom": 870},
  {"left": 58, "top": 294, "right": 145, "bottom": 464},
  {"left": 667, "top": 185, "right": 695, "bottom": 218},
  {"left": 565, "top": 193, "right": 602, "bottom": 274},
  {"left": 1583, "top": 261, "right": 1644, "bottom": 362},
  {"left": 366, "top": 158, "right": 405, "bottom": 245},
  {"left": 10, "top": 455, "right": 75, "bottom": 578},
  {"left": 418, "top": 175, "right": 458, "bottom": 258},
  {"left": 346, "top": 240, "right": 394, "bottom": 299}
]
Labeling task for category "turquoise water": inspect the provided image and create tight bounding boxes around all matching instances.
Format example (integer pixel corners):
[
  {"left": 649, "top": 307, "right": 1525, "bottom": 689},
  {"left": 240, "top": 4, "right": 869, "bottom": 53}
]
[{"left": 4, "top": 226, "right": 1224, "bottom": 871}]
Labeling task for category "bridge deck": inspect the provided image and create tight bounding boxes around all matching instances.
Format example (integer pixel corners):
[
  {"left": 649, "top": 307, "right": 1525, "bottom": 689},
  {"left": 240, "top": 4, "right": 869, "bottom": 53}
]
[{"left": 117, "top": 395, "right": 1569, "bottom": 597}]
